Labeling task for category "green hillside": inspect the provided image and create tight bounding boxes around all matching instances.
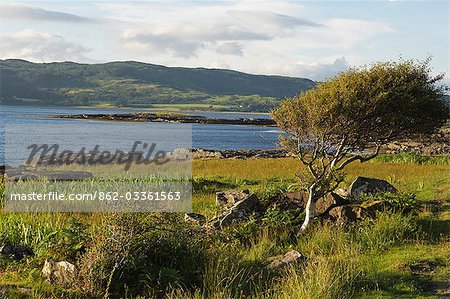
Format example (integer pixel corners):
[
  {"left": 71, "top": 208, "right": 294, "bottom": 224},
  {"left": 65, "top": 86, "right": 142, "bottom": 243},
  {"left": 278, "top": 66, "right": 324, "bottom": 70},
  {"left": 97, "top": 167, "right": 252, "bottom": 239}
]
[{"left": 0, "top": 59, "right": 316, "bottom": 112}]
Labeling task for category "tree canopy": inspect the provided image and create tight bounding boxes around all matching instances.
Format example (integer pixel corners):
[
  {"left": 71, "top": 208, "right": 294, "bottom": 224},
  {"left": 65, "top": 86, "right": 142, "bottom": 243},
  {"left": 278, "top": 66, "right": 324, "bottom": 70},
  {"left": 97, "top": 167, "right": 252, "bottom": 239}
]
[{"left": 272, "top": 58, "right": 448, "bottom": 231}]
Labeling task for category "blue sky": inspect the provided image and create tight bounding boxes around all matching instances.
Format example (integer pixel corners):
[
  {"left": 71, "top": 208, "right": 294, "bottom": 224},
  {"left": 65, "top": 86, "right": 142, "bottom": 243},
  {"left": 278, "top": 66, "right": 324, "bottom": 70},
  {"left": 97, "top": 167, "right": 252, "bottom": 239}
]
[{"left": 0, "top": 1, "right": 448, "bottom": 84}]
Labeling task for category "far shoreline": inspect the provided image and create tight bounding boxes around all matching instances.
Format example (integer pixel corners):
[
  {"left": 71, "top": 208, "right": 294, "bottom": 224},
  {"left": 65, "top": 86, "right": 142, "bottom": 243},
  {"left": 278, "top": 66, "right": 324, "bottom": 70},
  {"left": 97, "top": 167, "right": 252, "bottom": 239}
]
[
  {"left": 52, "top": 111, "right": 277, "bottom": 127},
  {"left": 72, "top": 105, "right": 271, "bottom": 116},
  {"left": 0, "top": 102, "right": 271, "bottom": 116}
]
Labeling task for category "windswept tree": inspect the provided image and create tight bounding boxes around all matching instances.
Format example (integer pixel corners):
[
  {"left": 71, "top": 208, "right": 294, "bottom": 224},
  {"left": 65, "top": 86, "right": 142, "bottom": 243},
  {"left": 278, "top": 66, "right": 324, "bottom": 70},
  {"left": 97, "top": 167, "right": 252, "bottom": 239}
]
[{"left": 272, "top": 59, "right": 448, "bottom": 231}]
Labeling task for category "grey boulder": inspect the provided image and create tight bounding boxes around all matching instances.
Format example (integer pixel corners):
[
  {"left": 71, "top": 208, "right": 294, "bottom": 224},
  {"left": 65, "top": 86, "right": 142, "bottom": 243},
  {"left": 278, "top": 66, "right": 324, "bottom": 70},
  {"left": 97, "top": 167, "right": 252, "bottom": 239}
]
[
  {"left": 267, "top": 250, "right": 307, "bottom": 270},
  {"left": 349, "top": 176, "right": 397, "bottom": 198}
]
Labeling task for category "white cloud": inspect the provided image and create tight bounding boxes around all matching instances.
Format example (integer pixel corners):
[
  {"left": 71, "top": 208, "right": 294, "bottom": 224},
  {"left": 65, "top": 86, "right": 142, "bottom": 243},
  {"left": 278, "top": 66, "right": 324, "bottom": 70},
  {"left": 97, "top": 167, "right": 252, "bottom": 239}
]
[
  {"left": 228, "top": 10, "right": 324, "bottom": 32},
  {"left": 0, "top": 1, "right": 404, "bottom": 82},
  {"left": 216, "top": 42, "right": 244, "bottom": 56},
  {"left": 293, "top": 57, "right": 350, "bottom": 80},
  {"left": 0, "top": 30, "right": 92, "bottom": 62},
  {"left": 0, "top": 3, "right": 96, "bottom": 23},
  {"left": 320, "top": 18, "right": 394, "bottom": 49},
  {"left": 120, "top": 9, "right": 324, "bottom": 58},
  {"left": 251, "top": 57, "right": 350, "bottom": 81}
]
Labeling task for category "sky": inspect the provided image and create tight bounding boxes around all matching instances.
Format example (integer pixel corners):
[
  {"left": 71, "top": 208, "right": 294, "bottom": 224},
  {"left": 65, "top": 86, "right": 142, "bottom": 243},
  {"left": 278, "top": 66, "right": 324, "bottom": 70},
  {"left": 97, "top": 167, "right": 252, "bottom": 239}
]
[{"left": 0, "top": 0, "right": 449, "bottom": 84}]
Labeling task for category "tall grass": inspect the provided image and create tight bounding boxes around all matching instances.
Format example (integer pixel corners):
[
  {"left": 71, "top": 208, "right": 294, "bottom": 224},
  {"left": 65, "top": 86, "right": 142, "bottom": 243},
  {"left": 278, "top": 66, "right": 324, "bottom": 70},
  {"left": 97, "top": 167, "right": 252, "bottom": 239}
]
[
  {"left": 164, "top": 210, "right": 420, "bottom": 299},
  {"left": 193, "top": 157, "right": 450, "bottom": 201},
  {"left": 356, "top": 211, "right": 417, "bottom": 252},
  {"left": 0, "top": 156, "right": 448, "bottom": 298},
  {"left": 272, "top": 256, "right": 362, "bottom": 299},
  {"left": 372, "top": 153, "right": 450, "bottom": 165}
]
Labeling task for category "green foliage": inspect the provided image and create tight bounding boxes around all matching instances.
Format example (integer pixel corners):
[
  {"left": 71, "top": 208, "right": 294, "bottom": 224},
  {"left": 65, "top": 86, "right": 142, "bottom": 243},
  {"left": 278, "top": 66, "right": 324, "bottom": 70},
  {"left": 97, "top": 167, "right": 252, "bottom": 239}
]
[
  {"left": 76, "top": 213, "right": 206, "bottom": 298},
  {"left": 262, "top": 205, "right": 305, "bottom": 228},
  {"left": 255, "top": 181, "right": 298, "bottom": 200},
  {"left": 0, "top": 213, "right": 79, "bottom": 256},
  {"left": 44, "top": 218, "right": 89, "bottom": 261},
  {"left": 272, "top": 254, "right": 362, "bottom": 299},
  {"left": 0, "top": 157, "right": 448, "bottom": 298},
  {"left": 360, "top": 192, "right": 420, "bottom": 212},
  {"left": 273, "top": 58, "right": 448, "bottom": 141}
]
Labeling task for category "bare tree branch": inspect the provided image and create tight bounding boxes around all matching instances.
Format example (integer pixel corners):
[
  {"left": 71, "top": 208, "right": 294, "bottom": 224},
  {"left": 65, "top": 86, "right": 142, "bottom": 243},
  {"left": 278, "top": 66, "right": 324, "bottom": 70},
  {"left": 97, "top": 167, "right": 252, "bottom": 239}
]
[{"left": 335, "top": 144, "right": 382, "bottom": 171}]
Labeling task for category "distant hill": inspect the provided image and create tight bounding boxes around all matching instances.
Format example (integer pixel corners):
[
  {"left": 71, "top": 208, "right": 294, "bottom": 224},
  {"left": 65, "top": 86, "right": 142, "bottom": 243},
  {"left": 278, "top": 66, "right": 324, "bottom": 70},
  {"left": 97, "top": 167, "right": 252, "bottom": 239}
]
[{"left": 0, "top": 59, "right": 316, "bottom": 112}]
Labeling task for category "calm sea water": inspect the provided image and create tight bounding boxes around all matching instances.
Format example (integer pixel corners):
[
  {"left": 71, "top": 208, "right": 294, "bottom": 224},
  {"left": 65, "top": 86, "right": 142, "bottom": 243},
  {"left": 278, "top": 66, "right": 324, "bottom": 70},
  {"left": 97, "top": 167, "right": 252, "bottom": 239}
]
[{"left": 0, "top": 105, "right": 280, "bottom": 164}]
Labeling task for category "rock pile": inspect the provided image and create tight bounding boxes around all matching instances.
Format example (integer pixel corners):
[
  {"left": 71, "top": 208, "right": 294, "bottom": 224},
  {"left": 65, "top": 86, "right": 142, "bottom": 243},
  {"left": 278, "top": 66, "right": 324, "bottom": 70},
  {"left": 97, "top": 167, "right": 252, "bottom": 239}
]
[
  {"left": 268, "top": 176, "right": 398, "bottom": 225},
  {"left": 192, "top": 148, "right": 289, "bottom": 159},
  {"left": 3, "top": 167, "right": 94, "bottom": 182},
  {"left": 185, "top": 189, "right": 264, "bottom": 230},
  {"left": 386, "top": 129, "right": 450, "bottom": 155},
  {"left": 185, "top": 176, "right": 399, "bottom": 230}
]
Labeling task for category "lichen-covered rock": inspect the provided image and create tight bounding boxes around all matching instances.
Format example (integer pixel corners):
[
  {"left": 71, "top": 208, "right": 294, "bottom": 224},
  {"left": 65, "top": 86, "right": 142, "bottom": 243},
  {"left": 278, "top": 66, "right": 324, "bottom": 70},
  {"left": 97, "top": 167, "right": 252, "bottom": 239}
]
[
  {"left": 230, "top": 194, "right": 263, "bottom": 213},
  {"left": 184, "top": 213, "right": 207, "bottom": 225},
  {"left": 42, "top": 260, "right": 75, "bottom": 285},
  {"left": 272, "top": 191, "right": 349, "bottom": 216},
  {"left": 315, "top": 193, "right": 350, "bottom": 215},
  {"left": 267, "top": 250, "right": 307, "bottom": 270},
  {"left": 215, "top": 189, "right": 250, "bottom": 206},
  {"left": 325, "top": 200, "right": 393, "bottom": 224},
  {"left": 219, "top": 209, "right": 246, "bottom": 228},
  {"left": 209, "top": 193, "right": 263, "bottom": 229},
  {"left": 334, "top": 188, "right": 349, "bottom": 198},
  {"left": 349, "top": 177, "right": 397, "bottom": 198},
  {"left": 328, "top": 205, "right": 369, "bottom": 225}
]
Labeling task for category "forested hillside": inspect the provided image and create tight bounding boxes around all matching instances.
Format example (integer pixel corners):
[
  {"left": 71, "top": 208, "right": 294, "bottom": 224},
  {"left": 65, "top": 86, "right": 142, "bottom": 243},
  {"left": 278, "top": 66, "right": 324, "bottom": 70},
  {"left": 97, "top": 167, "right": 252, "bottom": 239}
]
[{"left": 0, "top": 59, "right": 316, "bottom": 112}]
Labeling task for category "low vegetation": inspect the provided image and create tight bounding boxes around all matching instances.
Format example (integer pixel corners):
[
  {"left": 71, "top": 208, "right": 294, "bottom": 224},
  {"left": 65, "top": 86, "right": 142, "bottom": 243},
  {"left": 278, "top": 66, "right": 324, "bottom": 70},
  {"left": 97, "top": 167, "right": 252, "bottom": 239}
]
[{"left": 0, "top": 155, "right": 449, "bottom": 298}]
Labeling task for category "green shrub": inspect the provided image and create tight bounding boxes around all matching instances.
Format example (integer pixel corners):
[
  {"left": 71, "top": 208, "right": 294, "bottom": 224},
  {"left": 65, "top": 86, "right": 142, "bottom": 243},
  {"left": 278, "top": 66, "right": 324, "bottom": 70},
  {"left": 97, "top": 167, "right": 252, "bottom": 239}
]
[
  {"left": 76, "top": 213, "right": 206, "bottom": 298},
  {"left": 0, "top": 213, "right": 86, "bottom": 261},
  {"left": 256, "top": 182, "right": 298, "bottom": 201},
  {"left": 262, "top": 206, "right": 304, "bottom": 229},
  {"left": 43, "top": 218, "right": 88, "bottom": 261},
  {"left": 360, "top": 192, "right": 419, "bottom": 212}
]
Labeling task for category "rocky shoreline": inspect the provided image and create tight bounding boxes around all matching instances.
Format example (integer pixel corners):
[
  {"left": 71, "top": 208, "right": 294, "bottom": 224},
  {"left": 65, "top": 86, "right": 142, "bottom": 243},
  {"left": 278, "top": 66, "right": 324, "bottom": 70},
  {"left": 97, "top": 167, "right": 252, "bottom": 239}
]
[
  {"left": 385, "top": 128, "right": 450, "bottom": 155},
  {"left": 54, "top": 112, "right": 277, "bottom": 126},
  {"left": 1, "top": 140, "right": 448, "bottom": 179},
  {"left": 192, "top": 148, "right": 288, "bottom": 159}
]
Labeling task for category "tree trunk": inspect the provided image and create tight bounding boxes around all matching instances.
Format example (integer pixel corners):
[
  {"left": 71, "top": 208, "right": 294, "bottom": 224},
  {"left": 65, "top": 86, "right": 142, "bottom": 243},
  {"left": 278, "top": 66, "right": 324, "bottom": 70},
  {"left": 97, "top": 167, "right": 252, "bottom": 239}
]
[{"left": 300, "top": 183, "right": 317, "bottom": 232}]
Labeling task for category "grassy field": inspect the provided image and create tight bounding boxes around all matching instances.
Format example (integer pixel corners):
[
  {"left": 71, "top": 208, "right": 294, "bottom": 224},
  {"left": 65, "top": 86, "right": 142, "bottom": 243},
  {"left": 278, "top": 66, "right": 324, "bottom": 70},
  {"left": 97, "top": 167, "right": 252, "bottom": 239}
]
[{"left": 0, "top": 155, "right": 449, "bottom": 298}]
